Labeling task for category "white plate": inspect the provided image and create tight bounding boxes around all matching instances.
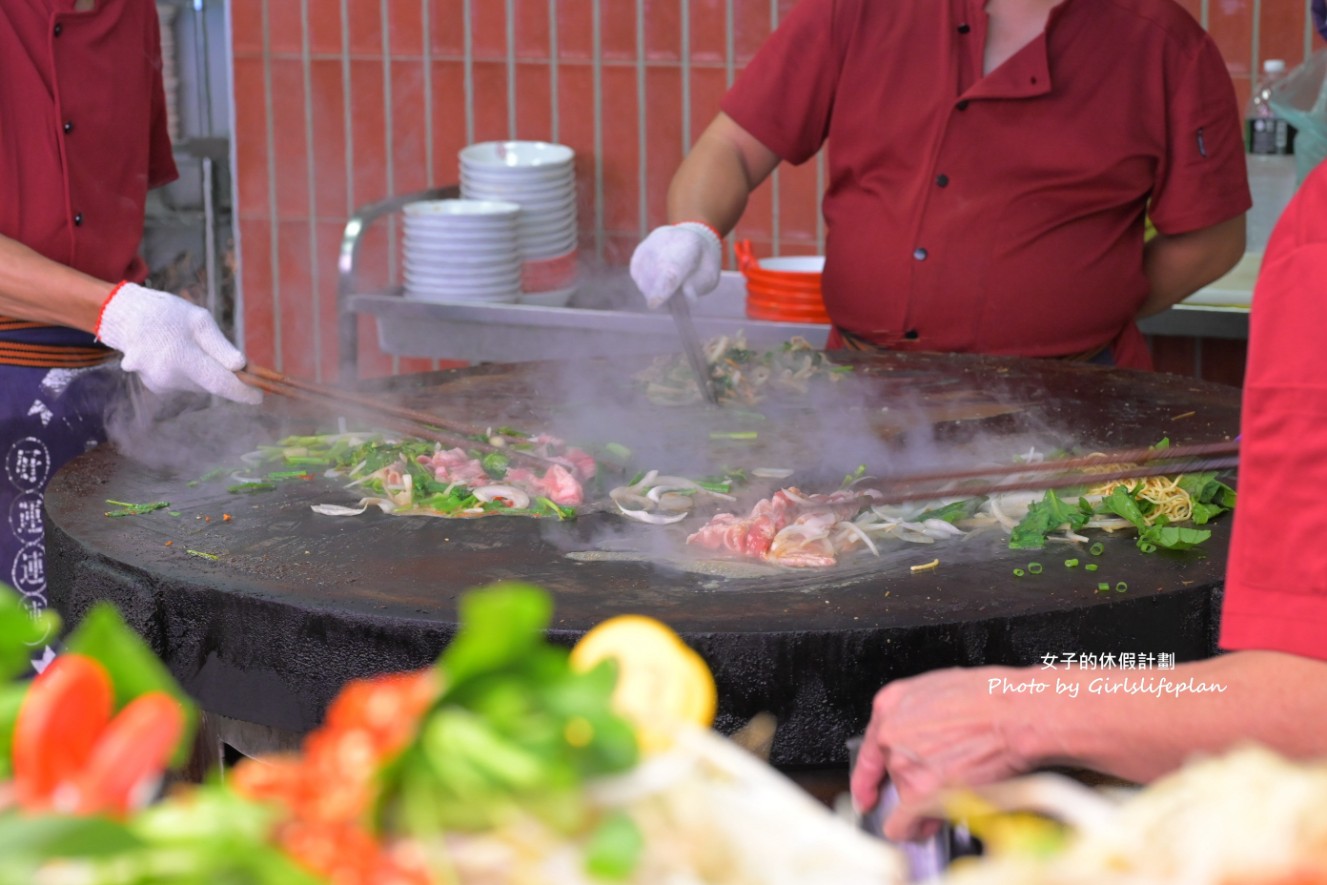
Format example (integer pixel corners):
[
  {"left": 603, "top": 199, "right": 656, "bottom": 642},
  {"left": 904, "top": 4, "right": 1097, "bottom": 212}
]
[
  {"left": 403, "top": 224, "right": 517, "bottom": 239},
  {"left": 461, "top": 178, "right": 576, "bottom": 202},
  {"left": 516, "top": 215, "right": 577, "bottom": 237},
  {"left": 404, "top": 253, "right": 520, "bottom": 271},
  {"left": 403, "top": 198, "right": 520, "bottom": 219},
  {"left": 403, "top": 265, "right": 521, "bottom": 284},
  {"left": 400, "top": 230, "right": 514, "bottom": 250},
  {"left": 460, "top": 140, "right": 574, "bottom": 169},
  {"left": 509, "top": 196, "right": 577, "bottom": 216},
  {"left": 404, "top": 265, "right": 520, "bottom": 284},
  {"left": 459, "top": 164, "right": 575, "bottom": 188}
]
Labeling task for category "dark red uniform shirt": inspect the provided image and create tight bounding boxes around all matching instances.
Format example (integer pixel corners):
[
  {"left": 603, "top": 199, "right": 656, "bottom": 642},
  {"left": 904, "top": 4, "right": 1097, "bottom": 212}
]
[
  {"left": 1219, "top": 162, "right": 1327, "bottom": 662},
  {"left": 0, "top": 0, "right": 176, "bottom": 362},
  {"left": 722, "top": 0, "right": 1251, "bottom": 369}
]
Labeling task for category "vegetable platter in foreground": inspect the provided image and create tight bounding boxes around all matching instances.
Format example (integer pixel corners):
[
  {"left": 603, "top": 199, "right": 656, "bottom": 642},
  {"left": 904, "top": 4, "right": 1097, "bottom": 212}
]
[{"left": 0, "top": 583, "right": 901, "bottom": 885}]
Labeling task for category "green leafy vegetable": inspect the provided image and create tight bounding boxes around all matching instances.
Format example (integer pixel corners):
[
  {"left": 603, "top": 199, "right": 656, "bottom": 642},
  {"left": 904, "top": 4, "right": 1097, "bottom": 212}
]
[
  {"left": 227, "top": 482, "right": 277, "bottom": 494},
  {"left": 917, "top": 496, "right": 987, "bottom": 524},
  {"left": 585, "top": 811, "right": 645, "bottom": 880},
  {"left": 480, "top": 451, "right": 510, "bottom": 479},
  {"left": 376, "top": 583, "right": 641, "bottom": 879},
  {"left": 1009, "top": 490, "right": 1090, "bottom": 549},
  {"left": 103, "top": 500, "right": 170, "bottom": 517}
]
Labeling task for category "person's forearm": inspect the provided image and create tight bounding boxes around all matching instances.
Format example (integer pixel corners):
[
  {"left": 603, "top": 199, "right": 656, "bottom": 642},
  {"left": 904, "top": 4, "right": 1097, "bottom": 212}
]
[
  {"left": 666, "top": 113, "right": 780, "bottom": 234},
  {"left": 0, "top": 234, "right": 111, "bottom": 332},
  {"left": 1137, "top": 214, "right": 1246, "bottom": 317},
  {"left": 1023, "top": 651, "right": 1327, "bottom": 782}
]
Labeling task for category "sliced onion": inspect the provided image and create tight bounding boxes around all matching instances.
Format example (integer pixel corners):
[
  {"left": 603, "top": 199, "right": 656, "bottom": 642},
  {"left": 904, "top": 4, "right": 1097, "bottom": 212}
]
[
  {"left": 473, "top": 484, "right": 531, "bottom": 509},
  {"left": 647, "top": 484, "right": 695, "bottom": 502},
  {"left": 778, "top": 488, "right": 820, "bottom": 507},
  {"left": 752, "top": 467, "right": 794, "bottom": 479},
  {"left": 628, "top": 469, "right": 660, "bottom": 492},
  {"left": 895, "top": 528, "right": 936, "bottom": 544},
  {"left": 617, "top": 508, "right": 688, "bottom": 525},
  {"left": 310, "top": 503, "right": 368, "bottom": 517},
  {"left": 835, "top": 520, "right": 880, "bottom": 557},
  {"left": 359, "top": 496, "right": 397, "bottom": 514},
  {"left": 922, "top": 519, "right": 966, "bottom": 537},
  {"left": 655, "top": 492, "right": 694, "bottom": 513},
  {"left": 610, "top": 487, "right": 654, "bottom": 511}
]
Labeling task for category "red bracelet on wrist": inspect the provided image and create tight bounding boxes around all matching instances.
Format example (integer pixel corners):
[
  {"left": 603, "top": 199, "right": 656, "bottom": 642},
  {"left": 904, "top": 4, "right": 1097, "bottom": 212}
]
[
  {"left": 95, "top": 281, "right": 129, "bottom": 338},
  {"left": 678, "top": 220, "right": 724, "bottom": 243}
]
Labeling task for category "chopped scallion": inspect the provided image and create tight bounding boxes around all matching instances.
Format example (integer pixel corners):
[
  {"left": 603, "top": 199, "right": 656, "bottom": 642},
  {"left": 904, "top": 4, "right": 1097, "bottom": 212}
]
[
  {"left": 1089, "top": 542, "right": 1105, "bottom": 556},
  {"left": 1027, "top": 562, "right": 1044, "bottom": 575}
]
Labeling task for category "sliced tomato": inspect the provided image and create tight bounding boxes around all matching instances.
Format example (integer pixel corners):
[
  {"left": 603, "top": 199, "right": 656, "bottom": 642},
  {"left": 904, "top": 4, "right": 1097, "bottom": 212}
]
[
  {"left": 12, "top": 653, "right": 113, "bottom": 809},
  {"left": 324, "top": 669, "right": 440, "bottom": 753},
  {"left": 229, "top": 753, "right": 308, "bottom": 808},
  {"left": 72, "top": 691, "right": 184, "bottom": 816}
]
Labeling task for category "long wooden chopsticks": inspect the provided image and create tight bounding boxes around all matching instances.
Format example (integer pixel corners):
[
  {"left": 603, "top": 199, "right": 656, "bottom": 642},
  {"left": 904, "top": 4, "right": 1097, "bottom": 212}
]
[
  {"left": 875, "top": 439, "right": 1240, "bottom": 503},
  {"left": 238, "top": 365, "right": 559, "bottom": 470}
]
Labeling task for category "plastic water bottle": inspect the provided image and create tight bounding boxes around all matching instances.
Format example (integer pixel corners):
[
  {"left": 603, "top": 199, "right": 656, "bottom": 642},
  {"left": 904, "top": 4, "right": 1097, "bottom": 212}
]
[
  {"left": 1246, "top": 59, "right": 1296, "bottom": 155},
  {"left": 1244, "top": 59, "right": 1300, "bottom": 251}
]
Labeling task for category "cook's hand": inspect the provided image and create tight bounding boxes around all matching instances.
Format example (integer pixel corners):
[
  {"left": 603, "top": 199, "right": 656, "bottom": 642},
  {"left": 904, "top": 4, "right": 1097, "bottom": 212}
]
[
  {"left": 96, "top": 283, "right": 263, "bottom": 405},
  {"left": 851, "top": 667, "right": 1045, "bottom": 842},
  {"left": 629, "top": 222, "right": 723, "bottom": 308}
]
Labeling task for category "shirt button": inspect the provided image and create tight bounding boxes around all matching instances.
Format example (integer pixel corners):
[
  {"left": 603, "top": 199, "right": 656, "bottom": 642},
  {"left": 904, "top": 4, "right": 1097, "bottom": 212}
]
[
  {"left": 956, "top": 100, "right": 970, "bottom": 111},
  {"left": 73, "top": 213, "right": 83, "bottom": 226},
  {"left": 53, "top": 22, "right": 62, "bottom": 37},
  {"left": 903, "top": 329, "right": 920, "bottom": 340},
  {"left": 957, "top": 23, "right": 971, "bottom": 34},
  {"left": 63, "top": 120, "right": 73, "bottom": 134},
  {"left": 913, "top": 247, "right": 928, "bottom": 261},
  {"left": 935, "top": 174, "right": 950, "bottom": 188}
]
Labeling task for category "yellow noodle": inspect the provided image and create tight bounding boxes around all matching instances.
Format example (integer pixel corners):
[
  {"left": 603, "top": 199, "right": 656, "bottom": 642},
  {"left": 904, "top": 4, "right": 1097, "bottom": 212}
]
[{"left": 1089, "top": 474, "right": 1192, "bottom": 525}]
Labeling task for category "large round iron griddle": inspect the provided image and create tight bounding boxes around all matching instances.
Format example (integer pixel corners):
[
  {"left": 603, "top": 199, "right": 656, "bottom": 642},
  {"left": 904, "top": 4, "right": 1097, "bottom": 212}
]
[{"left": 45, "top": 351, "right": 1240, "bottom": 767}]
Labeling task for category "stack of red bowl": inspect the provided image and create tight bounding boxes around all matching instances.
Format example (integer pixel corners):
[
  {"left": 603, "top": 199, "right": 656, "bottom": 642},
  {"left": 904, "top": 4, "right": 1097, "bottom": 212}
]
[{"left": 736, "top": 240, "right": 830, "bottom": 324}]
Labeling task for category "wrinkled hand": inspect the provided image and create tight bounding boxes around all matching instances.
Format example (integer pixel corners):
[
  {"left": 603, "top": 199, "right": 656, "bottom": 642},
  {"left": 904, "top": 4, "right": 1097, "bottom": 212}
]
[
  {"left": 850, "top": 667, "right": 1044, "bottom": 842},
  {"left": 96, "top": 283, "right": 262, "bottom": 405},
  {"left": 629, "top": 222, "right": 723, "bottom": 308}
]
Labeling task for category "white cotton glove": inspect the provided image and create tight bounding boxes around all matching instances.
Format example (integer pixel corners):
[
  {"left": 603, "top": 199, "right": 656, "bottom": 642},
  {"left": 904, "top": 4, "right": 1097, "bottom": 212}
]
[
  {"left": 629, "top": 221, "right": 723, "bottom": 309},
  {"left": 96, "top": 283, "right": 263, "bottom": 405}
]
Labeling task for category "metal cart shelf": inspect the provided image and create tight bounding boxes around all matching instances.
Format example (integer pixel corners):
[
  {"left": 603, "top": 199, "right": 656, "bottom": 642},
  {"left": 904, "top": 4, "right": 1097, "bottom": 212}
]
[{"left": 337, "top": 189, "right": 1252, "bottom": 379}]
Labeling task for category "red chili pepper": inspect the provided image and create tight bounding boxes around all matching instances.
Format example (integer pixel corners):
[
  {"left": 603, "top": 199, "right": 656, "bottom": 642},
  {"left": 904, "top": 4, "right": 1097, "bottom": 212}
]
[
  {"left": 12, "top": 654, "right": 113, "bottom": 810},
  {"left": 72, "top": 691, "right": 184, "bottom": 817}
]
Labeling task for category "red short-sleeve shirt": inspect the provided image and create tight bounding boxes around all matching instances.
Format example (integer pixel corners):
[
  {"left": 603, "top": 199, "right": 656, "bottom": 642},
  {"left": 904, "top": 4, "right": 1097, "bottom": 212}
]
[
  {"left": 721, "top": 0, "right": 1251, "bottom": 369},
  {"left": 0, "top": 0, "right": 177, "bottom": 348},
  {"left": 1219, "top": 163, "right": 1327, "bottom": 662}
]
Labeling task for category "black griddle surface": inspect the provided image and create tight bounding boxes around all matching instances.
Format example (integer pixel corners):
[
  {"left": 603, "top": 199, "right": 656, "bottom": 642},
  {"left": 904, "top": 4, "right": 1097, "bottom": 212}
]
[{"left": 45, "top": 351, "right": 1240, "bottom": 766}]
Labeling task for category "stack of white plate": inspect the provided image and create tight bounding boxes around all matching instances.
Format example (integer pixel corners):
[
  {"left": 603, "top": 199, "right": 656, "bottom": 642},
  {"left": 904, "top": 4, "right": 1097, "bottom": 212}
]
[
  {"left": 401, "top": 199, "right": 522, "bottom": 304},
  {"left": 459, "top": 141, "right": 579, "bottom": 306},
  {"left": 156, "top": 4, "right": 181, "bottom": 142}
]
